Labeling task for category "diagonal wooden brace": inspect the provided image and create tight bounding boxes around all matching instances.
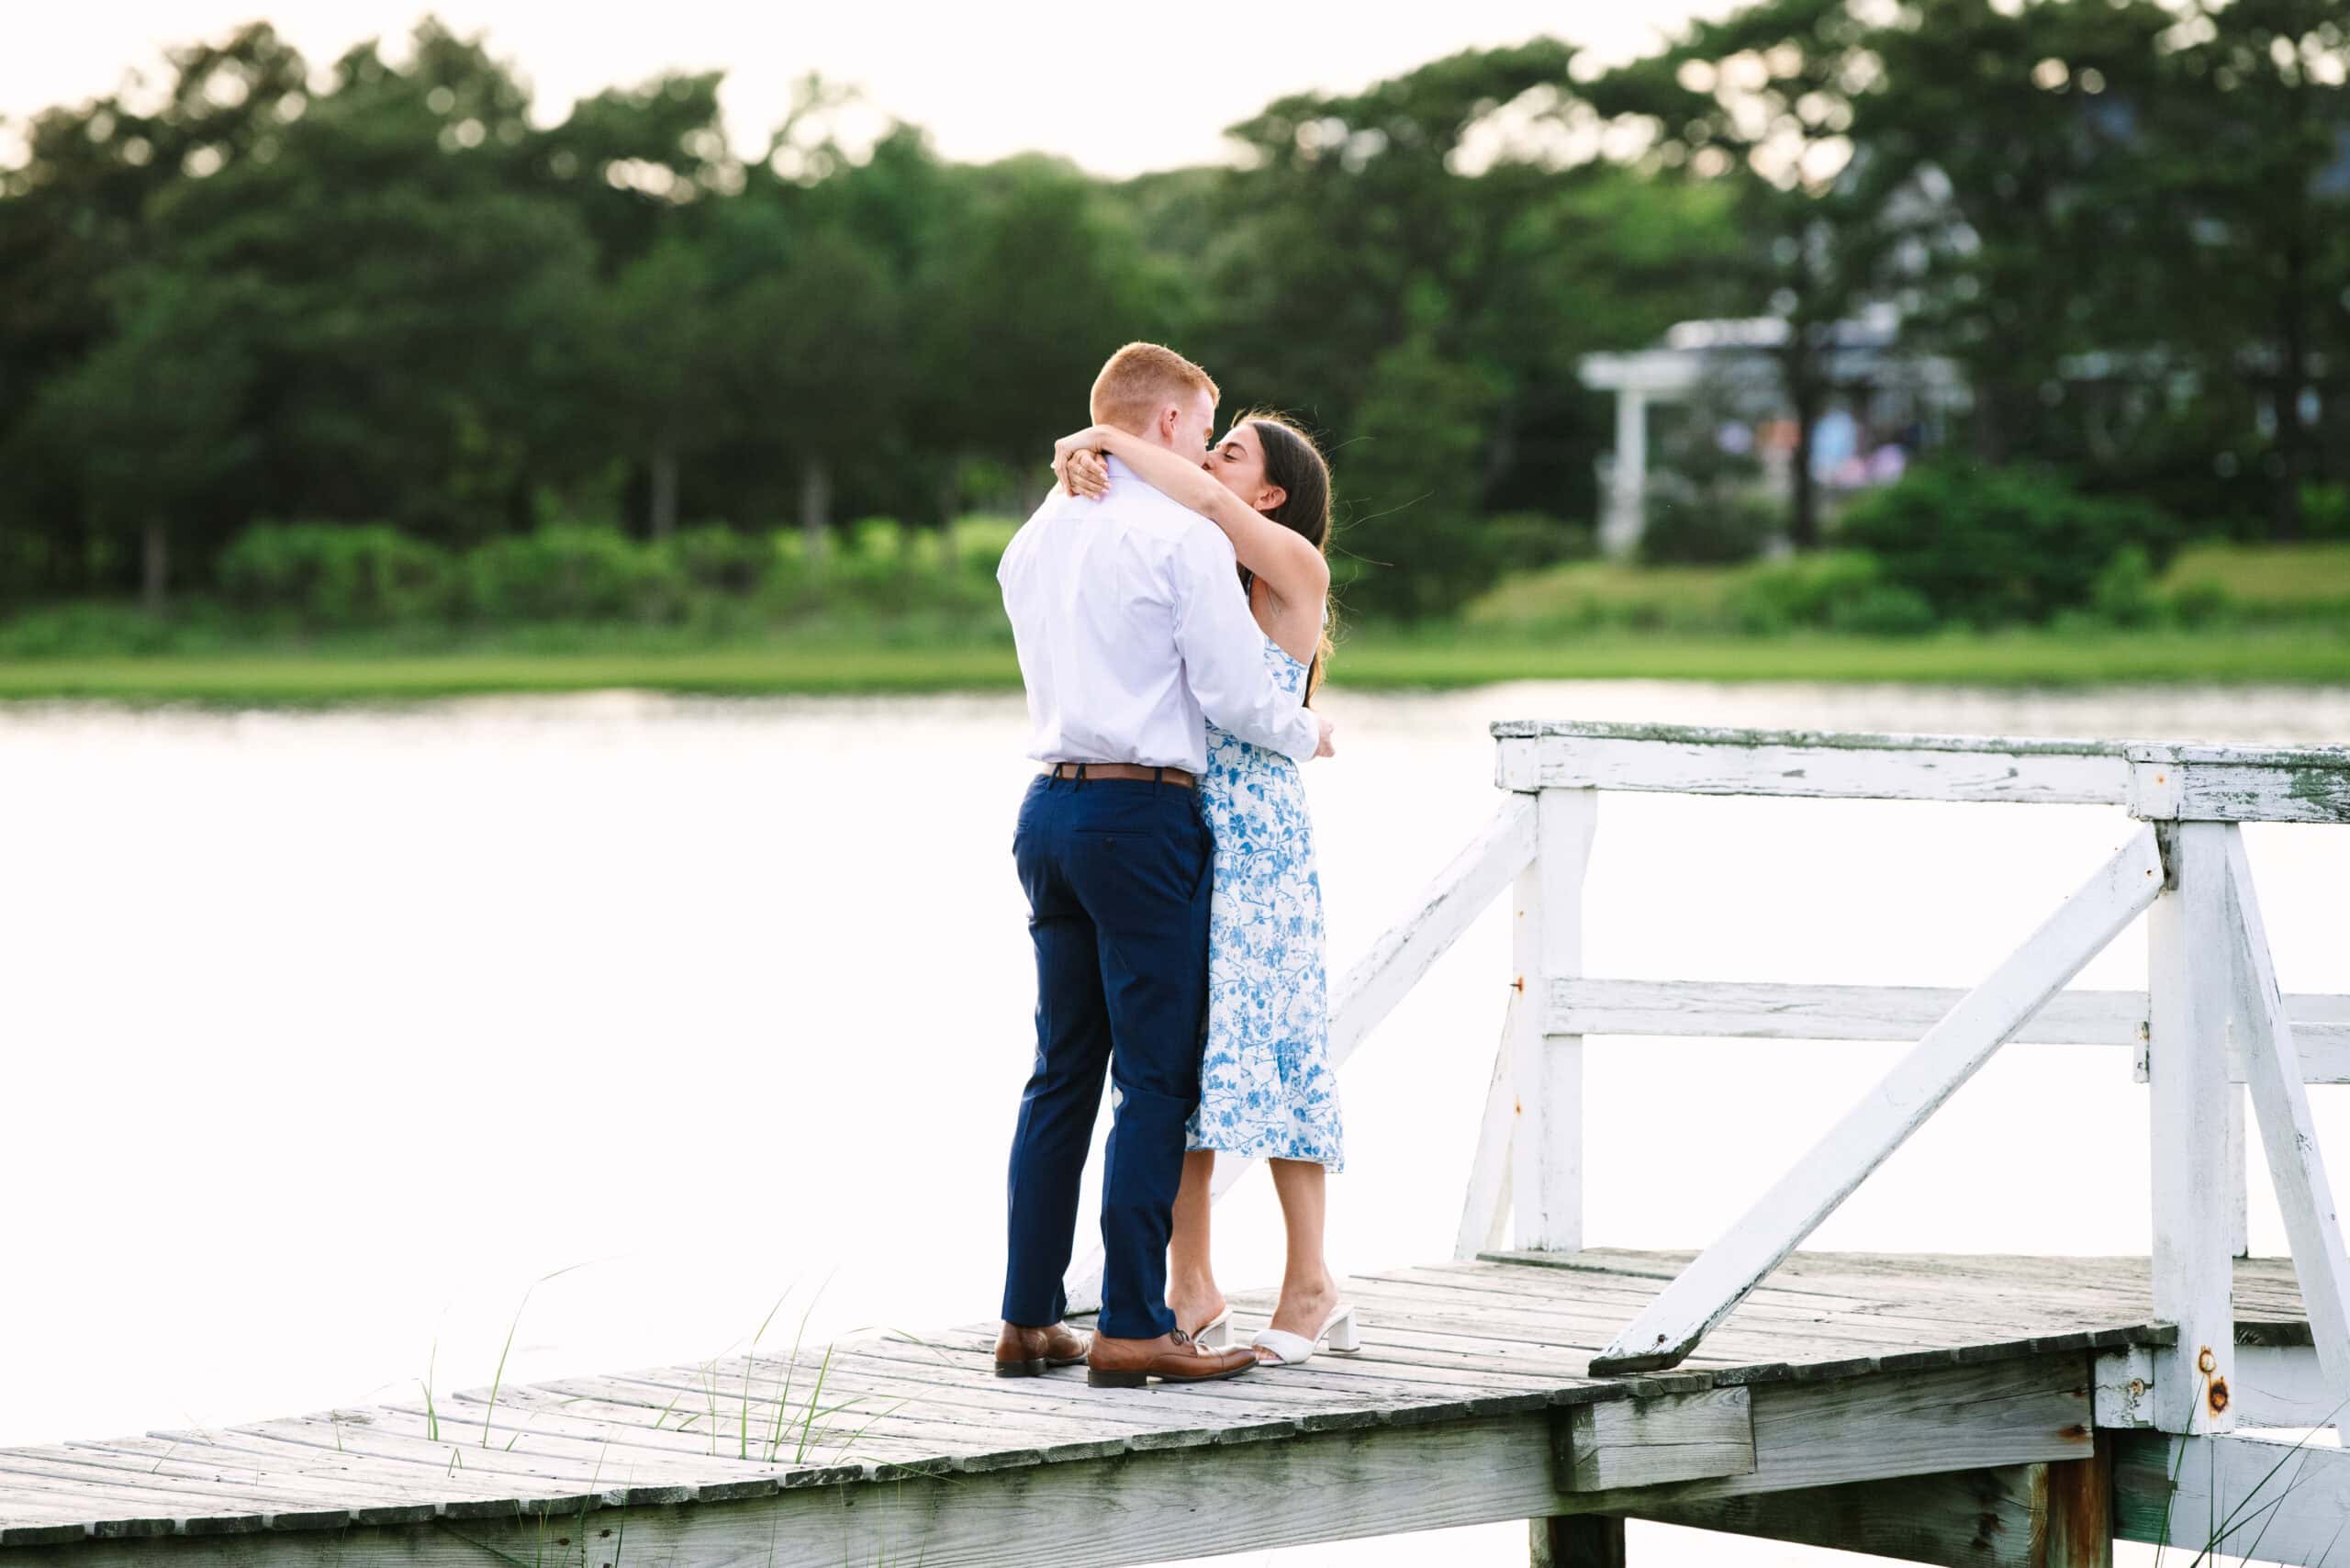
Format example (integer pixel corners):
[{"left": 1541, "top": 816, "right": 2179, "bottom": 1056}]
[
  {"left": 1589, "top": 828, "right": 2167, "bottom": 1375},
  {"left": 2222, "top": 827, "right": 2350, "bottom": 1405}
]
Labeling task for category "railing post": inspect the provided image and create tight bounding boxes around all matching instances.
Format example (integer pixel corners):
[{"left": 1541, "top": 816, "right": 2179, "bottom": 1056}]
[
  {"left": 2146, "top": 820, "right": 2238, "bottom": 1434},
  {"left": 1513, "top": 784, "right": 1596, "bottom": 1253}
]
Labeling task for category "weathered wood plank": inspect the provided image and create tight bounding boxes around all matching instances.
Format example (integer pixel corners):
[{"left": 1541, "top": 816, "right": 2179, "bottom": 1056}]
[
  {"left": 1565, "top": 1388, "right": 1753, "bottom": 1491},
  {"left": 2031, "top": 1434, "right": 2112, "bottom": 1568},
  {"left": 2222, "top": 827, "right": 2350, "bottom": 1415},
  {"left": 1489, "top": 1249, "right": 2323, "bottom": 1348},
  {"left": 1641, "top": 1452, "right": 2107, "bottom": 1568},
  {"left": 1, "top": 1359, "right": 2098, "bottom": 1567},
  {"left": 1632, "top": 1464, "right": 2047, "bottom": 1567},
  {"left": 2128, "top": 743, "right": 2350, "bottom": 825},
  {"left": 1371, "top": 1265, "right": 2156, "bottom": 1351},
  {"left": 2146, "top": 822, "right": 2238, "bottom": 1435},
  {"left": 6, "top": 1249, "right": 2306, "bottom": 1556},
  {"left": 1578, "top": 1358, "right": 2094, "bottom": 1512},
  {"left": 1547, "top": 978, "right": 2350, "bottom": 1070},
  {"left": 1487, "top": 722, "right": 2350, "bottom": 823},
  {"left": 1589, "top": 831, "right": 2166, "bottom": 1373},
  {"left": 1491, "top": 721, "right": 2131, "bottom": 806}
]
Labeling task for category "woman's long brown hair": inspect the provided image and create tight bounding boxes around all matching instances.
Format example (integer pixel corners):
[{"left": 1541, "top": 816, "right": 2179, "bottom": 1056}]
[{"left": 1233, "top": 412, "right": 1335, "bottom": 702}]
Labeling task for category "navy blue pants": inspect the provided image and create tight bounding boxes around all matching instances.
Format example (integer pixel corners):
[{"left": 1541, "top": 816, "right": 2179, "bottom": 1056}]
[{"left": 1002, "top": 772, "right": 1212, "bottom": 1342}]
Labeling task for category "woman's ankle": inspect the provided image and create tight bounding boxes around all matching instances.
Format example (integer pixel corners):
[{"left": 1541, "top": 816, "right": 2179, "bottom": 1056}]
[
  {"left": 1279, "top": 1266, "right": 1337, "bottom": 1303},
  {"left": 1168, "top": 1273, "right": 1224, "bottom": 1306}
]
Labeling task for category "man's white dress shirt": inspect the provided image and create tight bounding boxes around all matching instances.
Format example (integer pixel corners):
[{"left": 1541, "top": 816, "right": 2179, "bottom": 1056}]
[{"left": 998, "top": 455, "right": 1319, "bottom": 774}]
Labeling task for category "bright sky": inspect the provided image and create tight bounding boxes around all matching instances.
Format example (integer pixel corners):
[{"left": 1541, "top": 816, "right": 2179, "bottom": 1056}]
[{"left": 2, "top": 1, "right": 1732, "bottom": 176}]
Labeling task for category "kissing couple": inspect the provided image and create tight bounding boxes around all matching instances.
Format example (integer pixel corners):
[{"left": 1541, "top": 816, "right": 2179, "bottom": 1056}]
[{"left": 991, "top": 342, "right": 1360, "bottom": 1388}]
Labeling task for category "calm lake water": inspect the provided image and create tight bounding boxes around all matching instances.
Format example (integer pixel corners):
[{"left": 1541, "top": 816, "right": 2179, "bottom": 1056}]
[{"left": 6, "top": 680, "right": 2349, "bottom": 1566}]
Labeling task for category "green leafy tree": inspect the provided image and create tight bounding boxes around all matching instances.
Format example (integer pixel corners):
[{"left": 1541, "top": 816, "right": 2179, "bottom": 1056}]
[
  {"left": 722, "top": 230, "right": 902, "bottom": 552},
  {"left": 2146, "top": 0, "right": 2350, "bottom": 536},
  {"left": 1204, "top": 41, "right": 1580, "bottom": 422},
  {"left": 0, "top": 21, "right": 308, "bottom": 592},
  {"left": 31, "top": 274, "right": 260, "bottom": 609},
  {"left": 538, "top": 69, "right": 732, "bottom": 274},
  {"left": 1583, "top": 0, "right": 1894, "bottom": 547},
  {"left": 592, "top": 239, "right": 724, "bottom": 539},
  {"left": 1197, "top": 40, "right": 1743, "bottom": 558},
  {"left": 1337, "top": 332, "right": 1505, "bottom": 620},
  {"left": 132, "top": 23, "right": 603, "bottom": 547},
  {"left": 1852, "top": 0, "right": 2187, "bottom": 467},
  {"left": 910, "top": 156, "right": 1182, "bottom": 517}
]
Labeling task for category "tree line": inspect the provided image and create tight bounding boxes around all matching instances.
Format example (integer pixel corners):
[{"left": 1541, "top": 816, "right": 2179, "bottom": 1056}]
[{"left": 0, "top": 0, "right": 2343, "bottom": 623}]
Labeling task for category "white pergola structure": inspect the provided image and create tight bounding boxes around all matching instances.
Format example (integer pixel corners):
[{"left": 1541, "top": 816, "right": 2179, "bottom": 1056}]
[{"left": 1578, "top": 308, "right": 1966, "bottom": 556}]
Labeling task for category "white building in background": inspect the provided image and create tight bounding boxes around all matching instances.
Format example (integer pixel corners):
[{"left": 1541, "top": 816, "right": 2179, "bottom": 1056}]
[{"left": 1578, "top": 304, "right": 1968, "bottom": 556}]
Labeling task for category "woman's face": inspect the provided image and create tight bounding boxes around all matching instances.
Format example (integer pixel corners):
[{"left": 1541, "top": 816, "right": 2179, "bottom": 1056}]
[{"left": 1203, "top": 422, "right": 1284, "bottom": 514}]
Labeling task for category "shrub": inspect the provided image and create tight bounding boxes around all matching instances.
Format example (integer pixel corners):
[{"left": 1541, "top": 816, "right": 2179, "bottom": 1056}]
[
  {"left": 2304, "top": 483, "right": 2350, "bottom": 542},
  {"left": 1827, "top": 583, "right": 1938, "bottom": 636},
  {"left": 1639, "top": 482, "right": 1780, "bottom": 566},
  {"left": 461, "top": 526, "right": 679, "bottom": 622},
  {"left": 1725, "top": 551, "right": 1884, "bottom": 632},
  {"left": 1336, "top": 333, "right": 1507, "bottom": 621},
  {"left": 1836, "top": 465, "right": 2179, "bottom": 625},
  {"left": 2155, "top": 540, "right": 2350, "bottom": 621},
  {"left": 1483, "top": 513, "right": 1595, "bottom": 574},
  {"left": 217, "top": 523, "right": 453, "bottom": 626},
  {"left": 1460, "top": 560, "right": 1740, "bottom": 632},
  {"left": 949, "top": 516, "right": 1021, "bottom": 573},
  {"left": 2091, "top": 544, "right": 2160, "bottom": 627},
  {"left": 665, "top": 525, "right": 768, "bottom": 595},
  {"left": 0, "top": 601, "right": 191, "bottom": 657}
]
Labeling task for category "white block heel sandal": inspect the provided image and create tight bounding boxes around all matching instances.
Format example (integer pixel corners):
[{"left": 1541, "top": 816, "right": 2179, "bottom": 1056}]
[
  {"left": 1194, "top": 1306, "right": 1234, "bottom": 1351},
  {"left": 1251, "top": 1303, "right": 1360, "bottom": 1366}
]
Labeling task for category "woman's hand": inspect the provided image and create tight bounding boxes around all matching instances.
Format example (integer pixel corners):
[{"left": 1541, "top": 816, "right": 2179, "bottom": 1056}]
[{"left": 1050, "top": 427, "right": 1113, "bottom": 500}]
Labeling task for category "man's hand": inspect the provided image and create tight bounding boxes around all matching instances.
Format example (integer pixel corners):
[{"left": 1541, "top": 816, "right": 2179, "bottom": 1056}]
[{"left": 1314, "top": 712, "right": 1337, "bottom": 758}]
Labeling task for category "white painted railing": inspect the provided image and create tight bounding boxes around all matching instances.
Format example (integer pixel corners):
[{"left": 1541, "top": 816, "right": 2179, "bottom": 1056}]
[
  {"left": 1487, "top": 721, "right": 2350, "bottom": 1437},
  {"left": 1062, "top": 720, "right": 2350, "bottom": 1440}
]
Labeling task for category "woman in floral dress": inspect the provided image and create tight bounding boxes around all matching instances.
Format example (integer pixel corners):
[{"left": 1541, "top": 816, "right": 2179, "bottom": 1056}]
[{"left": 1052, "top": 412, "right": 1353, "bottom": 1366}]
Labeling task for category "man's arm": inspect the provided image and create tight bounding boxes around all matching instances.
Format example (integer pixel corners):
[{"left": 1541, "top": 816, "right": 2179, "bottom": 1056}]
[{"left": 1167, "top": 521, "right": 1325, "bottom": 764}]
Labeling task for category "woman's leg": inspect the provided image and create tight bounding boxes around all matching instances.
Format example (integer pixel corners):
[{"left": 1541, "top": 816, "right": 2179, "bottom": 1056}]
[
  {"left": 1260, "top": 1158, "right": 1339, "bottom": 1354},
  {"left": 1164, "top": 1148, "right": 1225, "bottom": 1336}
]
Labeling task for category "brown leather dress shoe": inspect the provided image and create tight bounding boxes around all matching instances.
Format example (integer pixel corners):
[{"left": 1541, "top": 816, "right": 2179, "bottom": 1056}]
[
  {"left": 1086, "top": 1328, "right": 1257, "bottom": 1388},
  {"left": 994, "top": 1320, "right": 1091, "bottom": 1378}
]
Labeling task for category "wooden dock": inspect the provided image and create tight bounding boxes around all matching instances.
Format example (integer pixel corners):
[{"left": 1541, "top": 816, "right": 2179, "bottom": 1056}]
[
  {"left": 0, "top": 1249, "right": 2326, "bottom": 1566},
  {"left": 13, "top": 720, "right": 2350, "bottom": 1565}
]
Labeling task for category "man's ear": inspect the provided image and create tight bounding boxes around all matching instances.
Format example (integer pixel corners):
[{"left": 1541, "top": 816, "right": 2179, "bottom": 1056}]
[
  {"left": 1258, "top": 484, "right": 1288, "bottom": 513},
  {"left": 1157, "top": 404, "right": 1180, "bottom": 442}
]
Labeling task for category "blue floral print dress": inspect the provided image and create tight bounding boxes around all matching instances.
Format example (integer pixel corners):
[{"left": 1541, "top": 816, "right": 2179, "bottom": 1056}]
[{"left": 1185, "top": 633, "right": 1343, "bottom": 1170}]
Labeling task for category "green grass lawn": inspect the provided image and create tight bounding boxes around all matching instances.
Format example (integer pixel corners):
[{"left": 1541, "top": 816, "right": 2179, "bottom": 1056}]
[{"left": 6, "top": 625, "right": 2349, "bottom": 705}]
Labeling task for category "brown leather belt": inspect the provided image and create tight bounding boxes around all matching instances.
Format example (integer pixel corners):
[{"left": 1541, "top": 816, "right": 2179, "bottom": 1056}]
[{"left": 1047, "top": 762, "right": 1196, "bottom": 790}]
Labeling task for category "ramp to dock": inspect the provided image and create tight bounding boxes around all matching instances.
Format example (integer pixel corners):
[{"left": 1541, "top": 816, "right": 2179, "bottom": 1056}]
[{"left": 0, "top": 1250, "right": 2323, "bottom": 1566}]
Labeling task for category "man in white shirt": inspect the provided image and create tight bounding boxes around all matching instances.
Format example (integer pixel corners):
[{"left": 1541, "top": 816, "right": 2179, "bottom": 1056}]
[{"left": 992, "top": 342, "right": 1334, "bottom": 1389}]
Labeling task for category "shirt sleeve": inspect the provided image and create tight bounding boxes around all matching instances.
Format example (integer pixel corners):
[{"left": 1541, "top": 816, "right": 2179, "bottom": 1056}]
[{"left": 1166, "top": 521, "right": 1321, "bottom": 764}]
